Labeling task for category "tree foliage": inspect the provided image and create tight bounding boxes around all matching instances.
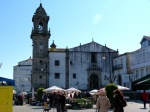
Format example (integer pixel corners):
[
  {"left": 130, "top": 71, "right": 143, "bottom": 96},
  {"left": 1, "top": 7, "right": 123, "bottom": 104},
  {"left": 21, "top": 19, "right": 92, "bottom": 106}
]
[
  {"left": 105, "top": 83, "right": 118, "bottom": 108},
  {"left": 37, "top": 88, "right": 45, "bottom": 102}
]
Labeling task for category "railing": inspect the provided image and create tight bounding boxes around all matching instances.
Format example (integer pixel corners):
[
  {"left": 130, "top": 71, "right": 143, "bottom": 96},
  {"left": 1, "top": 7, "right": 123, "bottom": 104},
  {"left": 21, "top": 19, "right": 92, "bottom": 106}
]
[
  {"left": 87, "top": 63, "right": 102, "bottom": 71},
  {"left": 113, "top": 64, "right": 123, "bottom": 70}
]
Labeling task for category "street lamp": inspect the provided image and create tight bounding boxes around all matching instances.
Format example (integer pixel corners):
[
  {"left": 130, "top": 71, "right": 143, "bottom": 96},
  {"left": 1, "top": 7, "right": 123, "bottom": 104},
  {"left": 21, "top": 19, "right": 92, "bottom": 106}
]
[{"left": 102, "top": 45, "right": 118, "bottom": 83}]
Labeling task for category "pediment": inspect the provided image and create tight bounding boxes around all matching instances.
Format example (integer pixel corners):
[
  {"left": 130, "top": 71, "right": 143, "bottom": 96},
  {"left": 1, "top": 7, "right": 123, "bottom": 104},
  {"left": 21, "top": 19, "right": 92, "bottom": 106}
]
[{"left": 69, "top": 41, "right": 105, "bottom": 52}]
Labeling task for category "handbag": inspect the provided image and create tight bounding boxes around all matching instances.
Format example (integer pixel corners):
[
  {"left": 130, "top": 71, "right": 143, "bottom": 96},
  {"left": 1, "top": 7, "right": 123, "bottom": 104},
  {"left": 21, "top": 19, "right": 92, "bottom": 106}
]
[
  {"left": 121, "top": 99, "right": 127, "bottom": 107},
  {"left": 118, "top": 98, "right": 127, "bottom": 107}
]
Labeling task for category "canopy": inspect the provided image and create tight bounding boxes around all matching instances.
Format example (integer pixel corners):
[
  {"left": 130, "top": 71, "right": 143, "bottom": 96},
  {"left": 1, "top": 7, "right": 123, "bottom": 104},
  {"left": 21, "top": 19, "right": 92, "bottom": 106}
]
[
  {"left": 43, "top": 86, "right": 65, "bottom": 92},
  {"left": 89, "top": 89, "right": 98, "bottom": 95},
  {"left": 98, "top": 85, "right": 129, "bottom": 92},
  {"left": 132, "top": 74, "right": 150, "bottom": 91},
  {"left": 0, "top": 77, "right": 15, "bottom": 86},
  {"left": 116, "top": 85, "right": 130, "bottom": 90},
  {"left": 66, "top": 87, "right": 81, "bottom": 93}
]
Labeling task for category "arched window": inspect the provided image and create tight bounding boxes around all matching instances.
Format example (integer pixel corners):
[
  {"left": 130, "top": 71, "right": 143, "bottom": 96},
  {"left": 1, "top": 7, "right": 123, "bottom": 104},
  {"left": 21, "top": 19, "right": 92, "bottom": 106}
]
[
  {"left": 141, "top": 69, "right": 144, "bottom": 77},
  {"left": 136, "top": 70, "right": 139, "bottom": 80},
  {"left": 38, "top": 22, "right": 43, "bottom": 32}
]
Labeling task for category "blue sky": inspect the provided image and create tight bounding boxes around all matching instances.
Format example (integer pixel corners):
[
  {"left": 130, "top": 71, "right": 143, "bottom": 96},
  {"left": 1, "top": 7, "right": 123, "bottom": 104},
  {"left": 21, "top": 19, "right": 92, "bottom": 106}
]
[{"left": 1, "top": 0, "right": 150, "bottom": 79}]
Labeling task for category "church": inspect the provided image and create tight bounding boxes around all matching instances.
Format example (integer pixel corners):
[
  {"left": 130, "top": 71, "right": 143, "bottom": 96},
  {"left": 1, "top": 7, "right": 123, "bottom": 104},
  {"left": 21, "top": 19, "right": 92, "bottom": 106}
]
[
  {"left": 13, "top": 3, "right": 150, "bottom": 92},
  {"left": 30, "top": 3, "right": 119, "bottom": 91}
]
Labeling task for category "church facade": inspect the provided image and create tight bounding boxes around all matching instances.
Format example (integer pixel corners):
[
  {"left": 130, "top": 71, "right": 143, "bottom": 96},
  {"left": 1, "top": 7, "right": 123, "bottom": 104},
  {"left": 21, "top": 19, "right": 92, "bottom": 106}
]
[{"left": 49, "top": 41, "right": 118, "bottom": 90}]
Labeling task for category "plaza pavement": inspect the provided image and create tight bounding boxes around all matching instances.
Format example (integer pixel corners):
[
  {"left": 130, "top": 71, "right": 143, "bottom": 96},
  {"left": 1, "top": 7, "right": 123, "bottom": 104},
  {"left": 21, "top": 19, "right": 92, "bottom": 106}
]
[{"left": 13, "top": 100, "right": 150, "bottom": 112}]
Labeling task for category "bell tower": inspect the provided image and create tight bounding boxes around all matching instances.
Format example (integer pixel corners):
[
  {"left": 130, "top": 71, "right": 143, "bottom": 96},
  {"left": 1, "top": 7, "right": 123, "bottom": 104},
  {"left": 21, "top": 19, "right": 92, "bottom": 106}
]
[{"left": 30, "top": 3, "right": 51, "bottom": 90}]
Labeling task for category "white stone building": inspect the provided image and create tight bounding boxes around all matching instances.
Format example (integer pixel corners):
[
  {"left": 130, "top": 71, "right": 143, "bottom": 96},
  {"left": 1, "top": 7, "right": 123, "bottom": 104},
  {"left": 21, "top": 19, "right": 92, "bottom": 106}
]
[
  {"left": 113, "top": 53, "right": 133, "bottom": 88},
  {"left": 13, "top": 57, "right": 32, "bottom": 92},
  {"left": 130, "top": 36, "right": 150, "bottom": 82},
  {"left": 49, "top": 40, "right": 118, "bottom": 90},
  {"left": 112, "top": 36, "right": 150, "bottom": 89}
]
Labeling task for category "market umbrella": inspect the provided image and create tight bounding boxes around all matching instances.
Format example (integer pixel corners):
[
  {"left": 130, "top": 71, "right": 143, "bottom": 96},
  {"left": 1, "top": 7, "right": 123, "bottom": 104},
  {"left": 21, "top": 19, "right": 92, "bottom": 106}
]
[
  {"left": 21, "top": 92, "right": 28, "bottom": 95},
  {"left": 117, "top": 85, "right": 130, "bottom": 90},
  {"left": 98, "top": 85, "right": 130, "bottom": 92},
  {"left": 66, "top": 87, "right": 81, "bottom": 93},
  {"left": 89, "top": 89, "right": 98, "bottom": 95},
  {"left": 43, "top": 86, "right": 65, "bottom": 92}
]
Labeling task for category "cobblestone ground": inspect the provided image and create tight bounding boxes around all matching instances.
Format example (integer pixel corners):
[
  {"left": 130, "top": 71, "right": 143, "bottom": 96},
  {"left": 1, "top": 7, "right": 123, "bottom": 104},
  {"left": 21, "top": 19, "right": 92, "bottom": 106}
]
[{"left": 13, "top": 100, "right": 150, "bottom": 112}]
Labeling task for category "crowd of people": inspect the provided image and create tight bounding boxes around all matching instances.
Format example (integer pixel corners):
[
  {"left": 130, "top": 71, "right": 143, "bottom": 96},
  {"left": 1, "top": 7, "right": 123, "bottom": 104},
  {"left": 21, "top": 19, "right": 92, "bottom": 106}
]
[
  {"left": 13, "top": 93, "right": 24, "bottom": 106},
  {"left": 42, "top": 91, "right": 82, "bottom": 112},
  {"left": 13, "top": 89, "right": 150, "bottom": 112}
]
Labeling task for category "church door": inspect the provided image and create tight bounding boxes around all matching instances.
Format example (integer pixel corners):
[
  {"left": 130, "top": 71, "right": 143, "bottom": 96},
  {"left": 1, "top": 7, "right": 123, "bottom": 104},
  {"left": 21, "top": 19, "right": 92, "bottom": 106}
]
[{"left": 89, "top": 74, "right": 99, "bottom": 89}]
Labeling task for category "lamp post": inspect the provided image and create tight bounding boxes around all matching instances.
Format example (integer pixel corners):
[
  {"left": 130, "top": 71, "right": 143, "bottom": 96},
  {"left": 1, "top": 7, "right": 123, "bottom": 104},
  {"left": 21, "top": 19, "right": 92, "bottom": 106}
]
[{"left": 102, "top": 45, "right": 118, "bottom": 83}]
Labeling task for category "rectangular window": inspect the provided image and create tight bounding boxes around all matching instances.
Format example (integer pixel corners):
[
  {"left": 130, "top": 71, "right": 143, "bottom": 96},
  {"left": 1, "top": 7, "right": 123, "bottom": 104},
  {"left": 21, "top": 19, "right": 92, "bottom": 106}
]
[
  {"left": 73, "top": 74, "right": 76, "bottom": 79},
  {"left": 55, "top": 60, "right": 60, "bottom": 66},
  {"left": 91, "top": 52, "right": 97, "bottom": 63},
  {"left": 55, "top": 73, "right": 60, "bottom": 79}
]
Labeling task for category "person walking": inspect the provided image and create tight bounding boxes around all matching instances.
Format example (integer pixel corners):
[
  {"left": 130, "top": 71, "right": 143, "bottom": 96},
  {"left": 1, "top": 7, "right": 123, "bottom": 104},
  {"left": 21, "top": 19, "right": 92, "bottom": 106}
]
[
  {"left": 55, "top": 91, "right": 62, "bottom": 112},
  {"left": 113, "top": 89, "right": 127, "bottom": 112},
  {"left": 60, "top": 92, "right": 66, "bottom": 112},
  {"left": 141, "top": 90, "right": 148, "bottom": 108},
  {"left": 96, "top": 90, "right": 111, "bottom": 112}
]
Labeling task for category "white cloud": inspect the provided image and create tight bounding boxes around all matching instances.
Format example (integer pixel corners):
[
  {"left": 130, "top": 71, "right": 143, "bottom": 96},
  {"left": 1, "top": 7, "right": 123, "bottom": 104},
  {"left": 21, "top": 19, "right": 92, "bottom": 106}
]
[{"left": 92, "top": 13, "right": 102, "bottom": 25}]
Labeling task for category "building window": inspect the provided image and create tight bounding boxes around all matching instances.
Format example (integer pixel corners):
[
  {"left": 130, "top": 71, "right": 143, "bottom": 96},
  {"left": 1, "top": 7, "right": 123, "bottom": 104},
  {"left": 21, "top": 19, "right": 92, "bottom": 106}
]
[
  {"left": 55, "top": 73, "right": 60, "bottom": 79},
  {"left": 70, "top": 61, "right": 73, "bottom": 65},
  {"left": 141, "top": 69, "right": 144, "bottom": 77},
  {"left": 73, "top": 74, "right": 76, "bottom": 79},
  {"left": 146, "top": 68, "right": 150, "bottom": 75},
  {"left": 39, "top": 75, "right": 42, "bottom": 79},
  {"left": 136, "top": 70, "right": 139, "bottom": 80},
  {"left": 91, "top": 52, "right": 97, "bottom": 63},
  {"left": 55, "top": 60, "right": 60, "bottom": 66}
]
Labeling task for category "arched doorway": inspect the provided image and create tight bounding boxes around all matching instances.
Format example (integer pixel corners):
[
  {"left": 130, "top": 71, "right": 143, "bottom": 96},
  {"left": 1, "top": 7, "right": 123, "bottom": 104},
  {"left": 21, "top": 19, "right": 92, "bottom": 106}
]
[{"left": 89, "top": 74, "right": 99, "bottom": 89}]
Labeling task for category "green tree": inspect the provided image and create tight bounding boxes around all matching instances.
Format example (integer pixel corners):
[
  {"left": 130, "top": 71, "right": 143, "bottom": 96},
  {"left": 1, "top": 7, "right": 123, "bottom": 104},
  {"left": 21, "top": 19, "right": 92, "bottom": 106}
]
[
  {"left": 105, "top": 83, "right": 118, "bottom": 108},
  {"left": 37, "top": 88, "right": 45, "bottom": 102}
]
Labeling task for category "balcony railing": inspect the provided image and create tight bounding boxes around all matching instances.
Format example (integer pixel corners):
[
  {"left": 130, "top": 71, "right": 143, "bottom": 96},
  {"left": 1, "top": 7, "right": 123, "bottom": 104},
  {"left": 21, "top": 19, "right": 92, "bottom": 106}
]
[
  {"left": 113, "top": 64, "right": 123, "bottom": 70},
  {"left": 87, "top": 63, "right": 102, "bottom": 71}
]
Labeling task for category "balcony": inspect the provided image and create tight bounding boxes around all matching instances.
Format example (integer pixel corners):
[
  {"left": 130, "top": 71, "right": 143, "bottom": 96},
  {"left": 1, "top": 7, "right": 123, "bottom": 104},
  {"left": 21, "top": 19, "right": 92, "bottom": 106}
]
[
  {"left": 87, "top": 63, "right": 102, "bottom": 71},
  {"left": 113, "top": 64, "right": 123, "bottom": 70}
]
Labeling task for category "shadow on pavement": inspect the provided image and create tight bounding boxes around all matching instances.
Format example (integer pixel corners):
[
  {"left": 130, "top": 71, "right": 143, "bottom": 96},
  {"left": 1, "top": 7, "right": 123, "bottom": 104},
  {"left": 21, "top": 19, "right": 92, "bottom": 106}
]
[
  {"left": 139, "top": 107, "right": 148, "bottom": 109},
  {"left": 31, "top": 107, "right": 44, "bottom": 109}
]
